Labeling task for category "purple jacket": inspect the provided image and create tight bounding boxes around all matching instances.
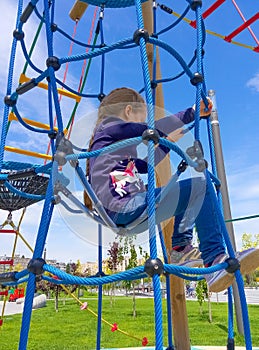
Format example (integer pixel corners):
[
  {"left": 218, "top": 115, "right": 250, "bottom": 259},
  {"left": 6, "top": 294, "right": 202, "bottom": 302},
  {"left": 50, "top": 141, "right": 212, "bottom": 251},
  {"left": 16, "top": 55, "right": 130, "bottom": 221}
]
[{"left": 89, "top": 108, "right": 194, "bottom": 214}]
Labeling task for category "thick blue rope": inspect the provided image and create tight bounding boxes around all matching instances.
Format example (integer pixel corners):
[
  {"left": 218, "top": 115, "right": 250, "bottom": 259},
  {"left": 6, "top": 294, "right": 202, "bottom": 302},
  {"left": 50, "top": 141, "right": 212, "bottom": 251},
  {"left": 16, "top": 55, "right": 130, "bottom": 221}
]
[
  {"left": 152, "top": 3, "right": 157, "bottom": 105},
  {"left": 18, "top": 179, "right": 55, "bottom": 350},
  {"left": 157, "top": 5, "right": 190, "bottom": 36},
  {"left": 44, "top": 0, "right": 53, "bottom": 57},
  {"left": 18, "top": 273, "right": 36, "bottom": 350},
  {"left": 235, "top": 271, "right": 252, "bottom": 349},
  {"left": 44, "top": 264, "right": 145, "bottom": 284},
  {"left": 193, "top": 4, "right": 203, "bottom": 141},
  {"left": 0, "top": 0, "right": 24, "bottom": 170},
  {"left": 99, "top": 9, "right": 105, "bottom": 96},
  {"left": 59, "top": 37, "right": 134, "bottom": 64},
  {"left": 227, "top": 287, "right": 234, "bottom": 341},
  {"left": 97, "top": 224, "right": 103, "bottom": 350},
  {"left": 42, "top": 272, "right": 148, "bottom": 285},
  {"left": 158, "top": 225, "right": 174, "bottom": 349},
  {"left": 20, "top": 39, "right": 43, "bottom": 74},
  {"left": 135, "top": 0, "right": 163, "bottom": 347},
  {"left": 1, "top": 160, "right": 52, "bottom": 174},
  {"left": 12, "top": 106, "right": 50, "bottom": 134}
]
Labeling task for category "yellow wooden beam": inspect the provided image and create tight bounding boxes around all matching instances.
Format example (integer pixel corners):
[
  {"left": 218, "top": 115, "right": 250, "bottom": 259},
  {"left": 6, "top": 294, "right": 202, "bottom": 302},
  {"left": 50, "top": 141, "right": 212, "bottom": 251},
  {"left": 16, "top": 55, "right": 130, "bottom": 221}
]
[
  {"left": 19, "top": 74, "right": 81, "bottom": 103},
  {"left": 69, "top": 0, "right": 88, "bottom": 21},
  {"left": 8, "top": 112, "right": 58, "bottom": 132},
  {"left": 5, "top": 146, "right": 52, "bottom": 161}
]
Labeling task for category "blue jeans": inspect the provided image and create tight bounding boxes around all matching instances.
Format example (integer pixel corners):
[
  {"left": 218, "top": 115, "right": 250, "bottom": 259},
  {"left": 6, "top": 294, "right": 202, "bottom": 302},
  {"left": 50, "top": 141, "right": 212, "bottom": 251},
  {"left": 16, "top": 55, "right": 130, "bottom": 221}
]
[
  {"left": 110, "top": 174, "right": 226, "bottom": 264},
  {"left": 172, "top": 213, "right": 193, "bottom": 248}
]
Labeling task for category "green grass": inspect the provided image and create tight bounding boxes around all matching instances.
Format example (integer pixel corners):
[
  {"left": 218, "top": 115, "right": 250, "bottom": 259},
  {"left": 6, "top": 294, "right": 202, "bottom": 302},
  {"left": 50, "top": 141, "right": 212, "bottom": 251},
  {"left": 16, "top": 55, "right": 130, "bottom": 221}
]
[{"left": 1, "top": 297, "right": 259, "bottom": 349}]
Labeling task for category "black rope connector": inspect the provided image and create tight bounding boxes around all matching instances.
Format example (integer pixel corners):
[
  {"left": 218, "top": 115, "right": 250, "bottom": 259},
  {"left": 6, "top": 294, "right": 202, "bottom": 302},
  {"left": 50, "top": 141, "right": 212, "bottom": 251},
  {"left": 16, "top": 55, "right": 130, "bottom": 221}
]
[
  {"left": 100, "top": 43, "right": 106, "bottom": 48},
  {"left": 27, "top": 258, "right": 46, "bottom": 275},
  {"left": 20, "top": 2, "right": 35, "bottom": 23},
  {"left": 151, "top": 81, "right": 158, "bottom": 89},
  {"left": 51, "top": 23, "right": 58, "bottom": 32},
  {"left": 142, "top": 129, "right": 160, "bottom": 145},
  {"left": 46, "top": 56, "right": 61, "bottom": 71},
  {"left": 186, "top": 140, "right": 207, "bottom": 172},
  {"left": 95, "top": 21, "right": 100, "bottom": 35},
  {"left": 94, "top": 271, "right": 106, "bottom": 277},
  {"left": 98, "top": 93, "right": 106, "bottom": 102},
  {"left": 52, "top": 194, "right": 61, "bottom": 205},
  {"left": 225, "top": 257, "right": 240, "bottom": 274},
  {"left": 48, "top": 130, "right": 58, "bottom": 140},
  {"left": 194, "top": 47, "right": 205, "bottom": 58},
  {"left": 190, "top": 72, "right": 203, "bottom": 86},
  {"left": 190, "top": 0, "right": 202, "bottom": 11},
  {"left": 54, "top": 137, "right": 74, "bottom": 166},
  {"left": 144, "top": 258, "right": 164, "bottom": 277},
  {"left": 186, "top": 140, "right": 204, "bottom": 159},
  {"left": 227, "top": 337, "right": 235, "bottom": 350},
  {"left": 16, "top": 78, "right": 37, "bottom": 95},
  {"left": 4, "top": 95, "right": 17, "bottom": 107},
  {"left": 54, "top": 151, "right": 67, "bottom": 166},
  {"left": 159, "top": 4, "right": 173, "bottom": 14},
  {"left": 195, "top": 159, "right": 208, "bottom": 172},
  {"left": 133, "top": 29, "right": 149, "bottom": 45},
  {"left": 151, "top": 33, "right": 158, "bottom": 39},
  {"left": 0, "top": 272, "right": 18, "bottom": 284},
  {"left": 13, "top": 29, "right": 25, "bottom": 41},
  {"left": 177, "top": 160, "right": 188, "bottom": 173},
  {"left": 215, "top": 182, "right": 221, "bottom": 191}
]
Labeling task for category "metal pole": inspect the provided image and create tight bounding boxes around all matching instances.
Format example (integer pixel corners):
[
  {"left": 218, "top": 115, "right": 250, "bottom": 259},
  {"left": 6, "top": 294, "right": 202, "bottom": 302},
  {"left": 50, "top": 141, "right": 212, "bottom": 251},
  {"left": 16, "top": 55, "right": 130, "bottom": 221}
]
[{"left": 208, "top": 89, "right": 244, "bottom": 334}]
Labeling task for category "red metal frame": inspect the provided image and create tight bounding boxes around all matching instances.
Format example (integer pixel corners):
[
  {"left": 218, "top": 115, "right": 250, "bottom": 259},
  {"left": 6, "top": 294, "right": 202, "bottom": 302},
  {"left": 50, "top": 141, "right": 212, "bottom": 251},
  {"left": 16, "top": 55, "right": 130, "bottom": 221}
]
[
  {"left": 190, "top": 0, "right": 226, "bottom": 28},
  {"left": 224, "top": 12, "right": 259, "bottom": 42}
]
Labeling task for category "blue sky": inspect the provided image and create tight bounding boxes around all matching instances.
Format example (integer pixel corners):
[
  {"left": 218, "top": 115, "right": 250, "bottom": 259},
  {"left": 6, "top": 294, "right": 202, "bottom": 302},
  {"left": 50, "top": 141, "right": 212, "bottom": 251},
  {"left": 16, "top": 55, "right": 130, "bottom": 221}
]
[{"left": 0, "top": 0, "right": 258, "bottom": 264}]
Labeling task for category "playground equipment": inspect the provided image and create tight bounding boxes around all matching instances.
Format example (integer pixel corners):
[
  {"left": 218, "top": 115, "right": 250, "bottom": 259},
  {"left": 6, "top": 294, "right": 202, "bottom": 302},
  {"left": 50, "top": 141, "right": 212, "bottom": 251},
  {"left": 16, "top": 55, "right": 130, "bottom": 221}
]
[{"left": 0, "top": 0, "right": 259, "bottom": 349}]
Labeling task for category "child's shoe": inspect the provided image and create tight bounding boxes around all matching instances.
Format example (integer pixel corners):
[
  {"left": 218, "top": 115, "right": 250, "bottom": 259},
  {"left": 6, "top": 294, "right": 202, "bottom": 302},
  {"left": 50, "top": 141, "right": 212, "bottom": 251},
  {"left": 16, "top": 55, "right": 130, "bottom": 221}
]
[
  {"left": 236, "top": 248, "right": 259, "bottom": 275},
  {"left": 206, "top": 248, "right": 259, "bottom": 293},
  {"left": 205, "top": 254, "right": 234, "bottom": 293},
  {"left": 170, "top": 244, "right": 202, "bottom": 267}
]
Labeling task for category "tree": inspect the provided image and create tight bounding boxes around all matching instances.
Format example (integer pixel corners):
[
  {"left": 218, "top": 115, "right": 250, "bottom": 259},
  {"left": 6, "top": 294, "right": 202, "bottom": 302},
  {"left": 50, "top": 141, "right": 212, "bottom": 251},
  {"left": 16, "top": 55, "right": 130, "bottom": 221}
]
[
  {"left": 125, "top": 242, "right": 139, "bottom": 318},
  {"left": 120, "top": 236, "right": 149, "bottom": 318},
  {"left": 196, "top": 279, "right": 211, "bottom": 322},
  {"left": 36, "top": 278, "right": 50, "bottom": 297},
  {"left": 242, "top": 233, "right": 259, "bottom": 250},
  {"left": 14, "top": 263, "right": 23, "bottom": 272},
  {"left": 241, "top": 233, "right": 259, "bottom": 286},
  {"left": 107, "top": 240, "right": 124, "bottom": 305},
  {"left": 107, "top": 241, "right": 124, "bottom": 272}
]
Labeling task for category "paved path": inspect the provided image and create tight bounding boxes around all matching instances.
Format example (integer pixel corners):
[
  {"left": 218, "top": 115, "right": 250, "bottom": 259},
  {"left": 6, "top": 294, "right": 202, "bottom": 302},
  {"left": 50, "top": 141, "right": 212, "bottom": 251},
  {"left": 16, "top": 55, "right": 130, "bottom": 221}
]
[
  {"left": 187, "top": 287, "right": 259, "bottom": 305},
  {"left": 0, "top": 301, "right": 24, "bottom": 315},
  {"left": 1, "top": 288, "right": 259, "bottom": 316}
]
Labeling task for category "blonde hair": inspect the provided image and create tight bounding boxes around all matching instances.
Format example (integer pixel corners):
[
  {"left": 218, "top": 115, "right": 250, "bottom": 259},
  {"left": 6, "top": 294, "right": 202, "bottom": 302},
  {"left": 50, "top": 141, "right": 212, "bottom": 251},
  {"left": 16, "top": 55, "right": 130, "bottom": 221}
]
[{"left": 84, "top": 87, "right": 145, "bottom": 210}]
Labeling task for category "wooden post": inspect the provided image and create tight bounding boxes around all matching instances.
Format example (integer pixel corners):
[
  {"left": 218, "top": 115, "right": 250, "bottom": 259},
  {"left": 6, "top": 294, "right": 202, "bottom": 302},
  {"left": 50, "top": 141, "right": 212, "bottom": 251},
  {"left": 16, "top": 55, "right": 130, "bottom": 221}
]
[
  {"left": 142, "top": 1, "right": 191, "bottom": 349},
  {"left": 69, "top": 0, "right": 88, "bottom": 21}
]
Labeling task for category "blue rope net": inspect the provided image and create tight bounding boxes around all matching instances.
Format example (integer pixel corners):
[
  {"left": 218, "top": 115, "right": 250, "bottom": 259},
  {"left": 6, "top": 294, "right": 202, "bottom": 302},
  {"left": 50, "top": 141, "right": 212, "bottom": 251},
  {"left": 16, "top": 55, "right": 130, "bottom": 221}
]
[
  {"left": 79, "top": 0, "right": 148, "bottom": 8},
  {"left": 0, "top": 0, "right": 255, "bottom": 349}
]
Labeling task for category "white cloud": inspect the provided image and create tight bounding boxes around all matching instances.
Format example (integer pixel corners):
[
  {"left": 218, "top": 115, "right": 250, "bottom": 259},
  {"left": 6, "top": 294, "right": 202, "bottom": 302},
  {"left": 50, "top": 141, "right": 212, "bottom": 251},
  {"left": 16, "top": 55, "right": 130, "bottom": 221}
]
[{"left": 247, "top": 73, "right": 259, "bottom": 93}]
